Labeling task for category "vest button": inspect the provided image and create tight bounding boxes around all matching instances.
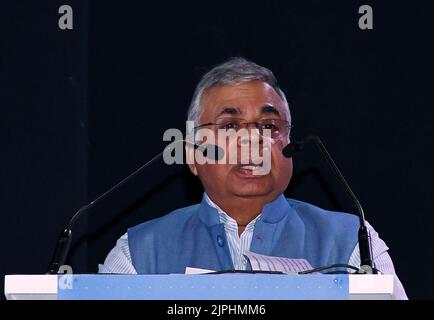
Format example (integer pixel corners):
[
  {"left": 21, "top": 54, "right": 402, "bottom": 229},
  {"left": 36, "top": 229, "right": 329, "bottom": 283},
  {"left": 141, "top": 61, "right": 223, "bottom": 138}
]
[{"left": 217, "top": 235, "right": 224, "bottom": 247}]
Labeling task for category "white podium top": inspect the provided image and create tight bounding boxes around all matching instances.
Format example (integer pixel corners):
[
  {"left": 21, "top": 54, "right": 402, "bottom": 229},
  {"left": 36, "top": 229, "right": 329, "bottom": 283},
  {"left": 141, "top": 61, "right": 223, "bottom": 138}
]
[{"left": 4, "top": 274, "right": 395, "bottom": 300}]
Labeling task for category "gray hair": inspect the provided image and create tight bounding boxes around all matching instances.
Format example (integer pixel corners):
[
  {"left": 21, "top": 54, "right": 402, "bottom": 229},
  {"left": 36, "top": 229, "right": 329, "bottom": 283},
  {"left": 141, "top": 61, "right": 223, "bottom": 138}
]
[{"left": 187, "top": 57, "right": 291, "bottom": 126}]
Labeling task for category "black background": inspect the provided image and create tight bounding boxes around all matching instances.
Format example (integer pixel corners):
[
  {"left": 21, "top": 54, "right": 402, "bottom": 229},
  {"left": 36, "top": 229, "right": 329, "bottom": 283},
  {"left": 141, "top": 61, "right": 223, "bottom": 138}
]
[{"left": 1, "top": 1, "right": 433, "bottom": 299}]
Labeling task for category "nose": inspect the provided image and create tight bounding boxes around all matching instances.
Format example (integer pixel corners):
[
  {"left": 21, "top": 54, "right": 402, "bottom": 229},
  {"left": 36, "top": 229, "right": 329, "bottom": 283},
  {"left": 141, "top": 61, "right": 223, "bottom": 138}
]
[
  {"left": 236, "top": 127, "right": 265, "bottom": 162},
  {"left": 237, "top": 126, "right": 263, "bottom": 148}
]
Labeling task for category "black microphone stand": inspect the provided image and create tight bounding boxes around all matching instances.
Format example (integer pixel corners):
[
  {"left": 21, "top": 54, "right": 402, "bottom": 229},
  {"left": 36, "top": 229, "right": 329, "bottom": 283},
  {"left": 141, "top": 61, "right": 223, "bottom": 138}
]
[
  {"left": 47, "top": 140, "right": 225, "bottom": 274},
  {"left": 47, "top": 144, "right": 169, "bottom": 274},
  {"left": 284, "top": 135, "right": 377, "bottom": 274}
]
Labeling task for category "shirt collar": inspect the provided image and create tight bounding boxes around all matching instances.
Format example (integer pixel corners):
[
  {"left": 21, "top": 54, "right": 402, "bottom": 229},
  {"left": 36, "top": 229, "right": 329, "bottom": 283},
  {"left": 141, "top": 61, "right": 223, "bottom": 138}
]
[
  {"left": 204, "top": 193, "right": 261, "bottom": 232},
  {"left": 199, "top": 192, "right": 290, "bottom": 227}
]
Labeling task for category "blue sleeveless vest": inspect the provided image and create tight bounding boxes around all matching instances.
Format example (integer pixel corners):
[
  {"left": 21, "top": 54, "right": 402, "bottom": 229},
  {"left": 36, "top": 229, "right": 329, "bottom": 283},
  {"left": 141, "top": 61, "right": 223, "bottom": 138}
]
[{"left": 128, "top": 194, "right": 359, "bottom": 274}]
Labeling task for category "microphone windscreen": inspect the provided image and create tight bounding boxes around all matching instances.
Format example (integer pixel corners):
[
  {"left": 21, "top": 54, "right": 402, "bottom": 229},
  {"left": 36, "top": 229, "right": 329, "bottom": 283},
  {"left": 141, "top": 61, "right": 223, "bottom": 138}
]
[
  {"left": 202, "top": 144, "right": 225, "bottom": 161},
  {"left": 282, "top": 142, "right": 303, "bottom": 158},
  {"left": 194, "top": 143, "right": 225, "bottom": 161}
]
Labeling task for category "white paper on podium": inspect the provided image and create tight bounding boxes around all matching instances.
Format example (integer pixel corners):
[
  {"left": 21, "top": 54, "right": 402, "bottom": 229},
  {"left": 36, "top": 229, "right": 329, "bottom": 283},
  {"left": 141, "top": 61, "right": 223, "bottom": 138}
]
[
  {"left": 185, "top": 267, "right": 216, "bottom": 274},
  {"left": 185, "top": 253, "right": 314, "bottom": 274},
  {"left": 244, "top": 251, "right": 313, "bottom": 274}
]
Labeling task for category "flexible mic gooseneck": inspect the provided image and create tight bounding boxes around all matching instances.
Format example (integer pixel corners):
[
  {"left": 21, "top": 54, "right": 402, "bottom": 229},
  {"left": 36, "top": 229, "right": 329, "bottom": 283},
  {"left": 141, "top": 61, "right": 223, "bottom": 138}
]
[
  {"left": 47, "top": 140, "right": 224, "bottom": 274},
  {"left": 282, "top": 135, "right": 377, "bottom": 274}
]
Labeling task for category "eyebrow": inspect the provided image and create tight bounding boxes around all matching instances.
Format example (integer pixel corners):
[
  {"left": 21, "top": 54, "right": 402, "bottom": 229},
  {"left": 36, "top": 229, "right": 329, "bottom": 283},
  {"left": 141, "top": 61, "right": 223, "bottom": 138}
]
[
  {"left": 216, "top": 107, "right": 241, "bottom": 117},
  {"left": 215, "top": 105, "right": 280, "bottom": 119},
  {"left": 260, "top": 105, "right": 280, "bottom": 116}
]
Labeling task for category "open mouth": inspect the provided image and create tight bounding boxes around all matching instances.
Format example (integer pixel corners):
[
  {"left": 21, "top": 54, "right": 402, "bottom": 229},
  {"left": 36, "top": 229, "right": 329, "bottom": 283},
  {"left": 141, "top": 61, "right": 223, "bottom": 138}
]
[
  {"left": 233, "top": 162, "right": 270, "bottom": 177},
  {"left": 239, "top": 164, "right": 262, "bottom": 170}
]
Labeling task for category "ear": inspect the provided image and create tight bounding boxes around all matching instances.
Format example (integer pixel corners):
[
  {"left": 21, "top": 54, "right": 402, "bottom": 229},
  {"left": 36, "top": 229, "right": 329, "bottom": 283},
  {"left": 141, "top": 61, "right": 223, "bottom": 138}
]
[{"left": 186, "top": 145, "right": 198, "bottom": 176}]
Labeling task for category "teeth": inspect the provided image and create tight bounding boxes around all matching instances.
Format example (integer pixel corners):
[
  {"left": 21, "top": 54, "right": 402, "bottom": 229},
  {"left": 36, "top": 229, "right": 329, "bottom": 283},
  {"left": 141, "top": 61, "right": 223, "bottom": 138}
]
[{"left": 241, "top": 165, "right": 261, "bottom": 170}]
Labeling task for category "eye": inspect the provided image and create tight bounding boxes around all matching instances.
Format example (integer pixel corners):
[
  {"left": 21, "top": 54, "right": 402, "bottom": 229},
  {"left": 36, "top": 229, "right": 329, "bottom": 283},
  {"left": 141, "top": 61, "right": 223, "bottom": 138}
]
[
  {"left": 220, "top": 121, "right": 238, "bottom": 130},
  {"left": 260, "top": 123, "right": 279, "bottom": 131}
]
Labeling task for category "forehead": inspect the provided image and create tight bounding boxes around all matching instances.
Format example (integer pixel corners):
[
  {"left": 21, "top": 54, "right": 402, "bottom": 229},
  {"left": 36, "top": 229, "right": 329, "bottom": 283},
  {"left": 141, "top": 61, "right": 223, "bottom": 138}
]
[{"left": 200, "top": 80, "right": 286, "bottom": 121}]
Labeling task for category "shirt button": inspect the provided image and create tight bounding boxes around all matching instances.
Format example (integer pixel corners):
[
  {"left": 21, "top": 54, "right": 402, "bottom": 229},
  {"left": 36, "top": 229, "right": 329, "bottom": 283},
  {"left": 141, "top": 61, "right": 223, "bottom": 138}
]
[{"left": 217, "top": 235, "right": 224, "bottom": 247}]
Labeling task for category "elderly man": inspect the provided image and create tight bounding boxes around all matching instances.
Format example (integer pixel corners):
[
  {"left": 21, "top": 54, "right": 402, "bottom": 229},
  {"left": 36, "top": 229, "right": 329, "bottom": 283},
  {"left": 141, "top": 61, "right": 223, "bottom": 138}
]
[{"left": 99, "top": 57, "right": 407, "bottom": 299}]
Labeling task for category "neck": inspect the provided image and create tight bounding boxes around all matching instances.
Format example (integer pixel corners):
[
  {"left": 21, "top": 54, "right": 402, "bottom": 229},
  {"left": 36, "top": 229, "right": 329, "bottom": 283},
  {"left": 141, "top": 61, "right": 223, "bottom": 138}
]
[{"left": 208, "top": 193, "right": 277, "bottom": 227}]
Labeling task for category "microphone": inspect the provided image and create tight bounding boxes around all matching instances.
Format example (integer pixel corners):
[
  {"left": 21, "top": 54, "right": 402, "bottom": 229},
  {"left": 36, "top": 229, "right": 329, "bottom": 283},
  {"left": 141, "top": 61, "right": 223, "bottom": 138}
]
[
  {"left": 47, "top": 140, "right": 224, "bottom": 274},
  {"left": 282, "top": 140, "right": 304, "bottom": 158},
  {"left": 282, "top": 135, "right": 377, "bottom": 274},
  {"left": 200, "top": 143, "right": 225, "bottom": 161}
]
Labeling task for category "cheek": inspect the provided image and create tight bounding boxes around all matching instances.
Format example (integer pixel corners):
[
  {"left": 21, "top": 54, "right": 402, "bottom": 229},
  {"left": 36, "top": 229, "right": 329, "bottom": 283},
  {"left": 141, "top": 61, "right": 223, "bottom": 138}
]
[
  {"left": 283, "top": 158, "right": 293, "bottom": 178},
  {"left": 272, "top": 149, "right": 293, "bottom": 178},
  {"left": 196, "top": 163, "right": 230, "bottom": 182}
]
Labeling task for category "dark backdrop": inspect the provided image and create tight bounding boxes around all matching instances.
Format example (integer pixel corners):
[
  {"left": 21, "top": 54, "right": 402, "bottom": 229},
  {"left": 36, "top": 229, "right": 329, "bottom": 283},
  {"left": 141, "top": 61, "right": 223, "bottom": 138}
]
[{"left": 1, "top": 1, "right": 433, "bottom": 299}]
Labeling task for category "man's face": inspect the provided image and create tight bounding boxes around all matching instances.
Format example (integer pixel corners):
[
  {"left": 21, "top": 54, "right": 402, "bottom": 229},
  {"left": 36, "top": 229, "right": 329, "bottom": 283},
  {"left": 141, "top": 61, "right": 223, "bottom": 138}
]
[{"left": 188, "top": 80, "right": 293, "bottom": 206}]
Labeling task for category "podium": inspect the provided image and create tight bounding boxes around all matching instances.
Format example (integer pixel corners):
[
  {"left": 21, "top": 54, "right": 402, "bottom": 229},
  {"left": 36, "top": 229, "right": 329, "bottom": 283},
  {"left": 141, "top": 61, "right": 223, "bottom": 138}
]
[{"left": 4, "top": 274, "right": 394, "bottom": 300}]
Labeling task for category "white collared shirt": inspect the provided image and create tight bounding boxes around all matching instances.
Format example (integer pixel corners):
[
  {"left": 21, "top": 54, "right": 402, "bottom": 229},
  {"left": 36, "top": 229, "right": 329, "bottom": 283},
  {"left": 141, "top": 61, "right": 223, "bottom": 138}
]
[
  {"left": 204, "top": 193, "right": 262, "bottom": 270},
  {"left": 98, "top": 193, "right": 408, "bottom": 299}
]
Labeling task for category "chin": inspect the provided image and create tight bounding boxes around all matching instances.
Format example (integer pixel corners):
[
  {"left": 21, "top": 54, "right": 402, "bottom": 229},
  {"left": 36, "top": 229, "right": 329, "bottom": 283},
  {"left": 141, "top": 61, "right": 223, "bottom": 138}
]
[
  {"left": 233, "top": 192, "right": 272, "bottom": 199},
  {"left": 229, "top": 183, "right": 274, "bottom": 198}
]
